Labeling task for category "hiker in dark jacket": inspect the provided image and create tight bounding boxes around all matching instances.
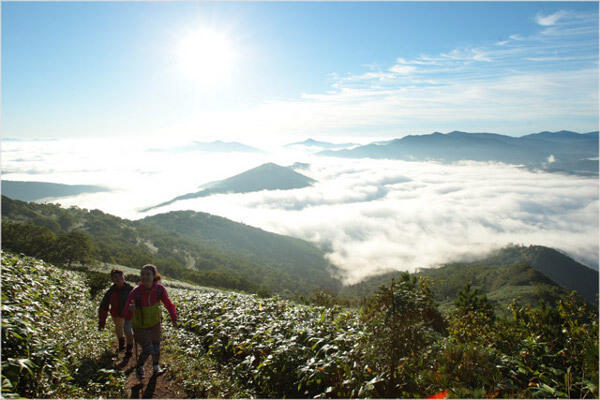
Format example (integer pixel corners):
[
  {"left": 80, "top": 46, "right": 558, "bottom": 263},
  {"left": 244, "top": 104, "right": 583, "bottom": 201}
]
[
  {"left": 98, "top": 269, "right": 134, "bottom": 357},
  {"left": 122, "top": 264, "right": 177, "bottom": 379}
]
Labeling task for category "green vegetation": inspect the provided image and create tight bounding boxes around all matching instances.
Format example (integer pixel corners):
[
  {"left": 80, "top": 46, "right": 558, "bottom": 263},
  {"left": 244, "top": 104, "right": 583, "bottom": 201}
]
[
  {"left": 470, "top": 245, "right": 599, "bottom": 303},
  {"left": 163, "top": 271, "right": 598, "bottom": 398},
  {"left": 340, "top": 258, "right": 592, "bottom": 313},
  {"left": 1, "top": 252, "right": 127, "bottom": 398},
  {"left": 2, "top": 220, "right": 93, "bottom": 267},
  {"left": 139, "top": 210, "right": 340, "bottom": 294},
  {"left": 2, "top": 252, "right": 598, "bottom": 398},
  {"left": 1, "top": 195, "right": 339, "bottom": 297}
]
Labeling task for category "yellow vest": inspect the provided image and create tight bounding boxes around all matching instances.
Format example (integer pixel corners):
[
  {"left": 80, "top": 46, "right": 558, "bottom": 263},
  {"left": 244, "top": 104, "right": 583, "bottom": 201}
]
[{"left": 132, "top": 286, "right": 162, "bottom": 329}]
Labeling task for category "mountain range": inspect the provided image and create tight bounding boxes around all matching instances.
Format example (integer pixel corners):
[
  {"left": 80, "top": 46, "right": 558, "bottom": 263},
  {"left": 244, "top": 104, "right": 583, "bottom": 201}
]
[
  {"left": 285, "top": 138, "right": 359, "bottom": 150},
  {"left": 1, "top": 180, "right": 110, "bottom": 202},
  {"left": 142, "top": 162, "right": 316, "bottom": 211},
  {"left": 318, "top": 130, "right": 599, "bottom": 175},
  {"left": 148, "top": 140, "right": 264, "bottom": 153}
]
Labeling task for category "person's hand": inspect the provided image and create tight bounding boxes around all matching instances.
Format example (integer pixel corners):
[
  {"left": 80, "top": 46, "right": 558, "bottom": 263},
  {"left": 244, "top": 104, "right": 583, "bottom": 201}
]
[
  {"left": 171, "top": 320, "right": 178, "bottom": 330},
  {"left": 128, "top": 302, "right": 135, "bottom": 314},
  {"left": 98, "top": 323, "right": 105, "bottom": 331}
]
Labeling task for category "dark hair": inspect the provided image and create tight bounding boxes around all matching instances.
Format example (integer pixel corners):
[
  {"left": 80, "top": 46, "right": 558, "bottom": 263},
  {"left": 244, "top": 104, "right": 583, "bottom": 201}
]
[
  {"left": 110, "top": 269, "right": 124, "bottom": 277},
  {"left": 141, "top": 264, "right": 161, "bottom": 282}
]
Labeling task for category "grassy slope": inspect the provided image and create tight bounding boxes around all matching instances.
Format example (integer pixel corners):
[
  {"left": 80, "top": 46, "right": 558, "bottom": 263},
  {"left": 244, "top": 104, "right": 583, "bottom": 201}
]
[
  {"left": 90, "top": 261, "right": 217, "bottom": 291},
  {"left": 339, "top": 245, "right": 597, "bottom": 309},
  {"left": 470, "top": 245, "right": 598, "bottom": 303},
  {"left": 340, "top": 263, "right": 569, "bottom": 314},
  {"left": 139, "top": 211, "right": 341, "bottom": 293},
  {"left": 1, "top": 195, "right": 341, "bottom": 296},
  {"left": 3, "top": 252, "right": 597, "bottom": 399},
  {"left": 1, "top": 252, "right": 127, "bottom": 398}
]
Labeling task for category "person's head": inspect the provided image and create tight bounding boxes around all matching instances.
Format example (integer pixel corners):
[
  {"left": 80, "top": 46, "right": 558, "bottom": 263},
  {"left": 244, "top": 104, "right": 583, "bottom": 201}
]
[
  {"left": 140, "top": 264, "right": 161, "bottom": 287},
  {"left": 110, "top": 269, "right": 125, "bottom": 287}
]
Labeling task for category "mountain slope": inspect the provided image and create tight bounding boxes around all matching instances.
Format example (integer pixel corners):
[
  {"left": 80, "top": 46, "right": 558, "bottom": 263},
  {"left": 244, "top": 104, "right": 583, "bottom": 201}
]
[
  {"left": 143, "top": 162, "right": 316, "bottom": 211},
  {"left": 1, "top": 180, "right": 109, "bottom": 202},
  {"left": 469, "top": 245, "right": 598, "bottom": 303},
  {"left": 318, "top": 130, "right": 599, "bottom": 175},
  {"left": 1, "top": 195, "right": 340, "bottom": 296},
  {"left": 340, "top": 244, "right": 597, "bottom": 306},
  {"left": 138, "top": 210, "right": 340, "bottom": 292},
  {"left": 340, "top": 263, "right": 569, "bottom": 313}
]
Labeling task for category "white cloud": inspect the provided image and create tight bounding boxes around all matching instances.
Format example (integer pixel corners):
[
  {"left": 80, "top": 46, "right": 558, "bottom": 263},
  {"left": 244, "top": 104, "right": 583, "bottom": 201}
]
[
  {"left": 150, "top": 157, "right": 599, "bottom": 284},
  {"left": 535, "top": 10, "right": 568, "bottom": 26},
  {"left": 7, "top": 139, "right": 596, "bottom": 285},
  {"left": 388, "top": 64, "right": 417, "bottom": 75},
  {"left": 161, "top": 9, "right": 597, "bottom": 141}
]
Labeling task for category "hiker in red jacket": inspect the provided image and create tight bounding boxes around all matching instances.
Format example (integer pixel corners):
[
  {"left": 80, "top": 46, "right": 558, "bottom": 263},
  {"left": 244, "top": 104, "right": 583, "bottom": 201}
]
[
  {"left": 98, "top": 269, "right": 134, "bottom": 358},
  {"left": 121, "top": 264, "right": 177, "bottom": 379}
]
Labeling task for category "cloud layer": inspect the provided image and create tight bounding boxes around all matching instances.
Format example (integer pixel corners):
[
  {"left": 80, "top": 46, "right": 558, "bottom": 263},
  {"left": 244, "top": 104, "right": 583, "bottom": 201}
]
[
  {"left": 167, "top": 158, "right": 598, "bottom": 284},
  {"left": 3, "top": 139, "right": 598, "bottom": 284}
]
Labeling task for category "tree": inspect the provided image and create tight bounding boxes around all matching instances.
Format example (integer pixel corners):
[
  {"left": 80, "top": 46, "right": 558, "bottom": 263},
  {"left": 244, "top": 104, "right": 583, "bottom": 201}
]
[
  {"left": 449, "top": 282, "right": 496, "bottom": 343},
  {"left": 54, "top": 231, "right": 92, "bottom": 267},
  {"left": 359, "top": 273, "right": 446, "bottom": 397},
  {"left": 57, "top": 213, "right": 74, "bottom": 231},
  {"left": 454, "top": 282, "right": 495, "bottom": 318},
  {"left": 1, "top": 220, "right": 56, "bottom": 259}
]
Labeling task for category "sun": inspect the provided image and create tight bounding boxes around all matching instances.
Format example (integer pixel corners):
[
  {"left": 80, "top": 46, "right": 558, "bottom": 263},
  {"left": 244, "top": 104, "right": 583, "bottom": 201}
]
[{"left": 176, "top": 28, "right": 236, "bottom": 85}]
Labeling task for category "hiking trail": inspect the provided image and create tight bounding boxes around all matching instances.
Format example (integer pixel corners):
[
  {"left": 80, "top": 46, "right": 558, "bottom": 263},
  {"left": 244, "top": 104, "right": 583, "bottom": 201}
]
[{"left": 111, "top": 339, "right": 186, "bottom": 399}]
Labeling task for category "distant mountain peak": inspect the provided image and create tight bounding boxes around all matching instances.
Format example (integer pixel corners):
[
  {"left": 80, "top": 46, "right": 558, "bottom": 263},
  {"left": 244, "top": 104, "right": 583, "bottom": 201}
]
[
  {"left": 148, "top": 140, "right": 264, "bottom": 153},
  {"left": 285, "top": 138, "right": 359, "bottom": 150},
  {"left": 255, "top": 162, "right": 280, "bottom": 169},
  {"left": 142, "top": 162, "right": 316, "bottom": 212}
]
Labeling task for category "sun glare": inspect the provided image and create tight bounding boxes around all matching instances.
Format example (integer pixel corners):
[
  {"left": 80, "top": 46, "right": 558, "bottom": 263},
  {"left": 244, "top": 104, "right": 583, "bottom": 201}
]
[{"left": 176, "top": 28, "right": 236, "bottom": 85}]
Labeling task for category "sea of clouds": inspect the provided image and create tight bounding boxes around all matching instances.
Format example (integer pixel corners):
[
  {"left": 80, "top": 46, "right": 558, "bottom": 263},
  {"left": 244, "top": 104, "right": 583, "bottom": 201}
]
[{"left": 2, "top": 137, "right": 598, "bottom": 284}]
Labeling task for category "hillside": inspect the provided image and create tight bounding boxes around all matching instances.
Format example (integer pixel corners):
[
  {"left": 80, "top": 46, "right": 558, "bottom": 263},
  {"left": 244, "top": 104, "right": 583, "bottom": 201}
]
[
  {"left": 340, "top": 245, "right": 598, "bottom": 306},
  {"left": 4, "top": 251, "right": 596, "bottom": 399},
  {"left": 139, "top": 210, "right": 339, "bottom": 290},
  {"left": 143, "top": 162, "right": 316, "bottom": 211},
  {"left": 1, "top": 180, "right": 109, "bottom": 201},
  {"left": 1, "top": 252, "right": 128, "bottom": 398},
  {"left": 469, "top": 245, "right": 599, "bottom": 303},
  {"left": 1, "top": 195, "right": 340, "bottom": 296},
  {"left": 340, "top": 263, "right": 569, "bottom": 313},
  {"left": 318, "top": 130, "right": 599, "bottom": 175}
]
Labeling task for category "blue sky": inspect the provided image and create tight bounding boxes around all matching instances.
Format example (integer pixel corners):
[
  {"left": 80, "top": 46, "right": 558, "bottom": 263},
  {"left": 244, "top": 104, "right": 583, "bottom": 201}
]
[{"left": 2, "top": 2, "right": 598, "bottom": 142}]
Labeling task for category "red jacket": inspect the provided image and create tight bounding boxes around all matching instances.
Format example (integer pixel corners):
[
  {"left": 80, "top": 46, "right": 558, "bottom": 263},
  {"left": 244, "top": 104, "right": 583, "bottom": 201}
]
[
  {"left": 121, "top": 282, "right": 177, "bottom": 324},
  {"left": 98, "top": 282, "right": 134, "bottom": 327}
]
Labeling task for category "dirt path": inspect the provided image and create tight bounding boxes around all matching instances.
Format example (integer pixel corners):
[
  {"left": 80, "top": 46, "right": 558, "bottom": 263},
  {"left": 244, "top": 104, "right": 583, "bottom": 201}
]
[{"left": 111, "top": 340, "right": 186, "bottom": 399}]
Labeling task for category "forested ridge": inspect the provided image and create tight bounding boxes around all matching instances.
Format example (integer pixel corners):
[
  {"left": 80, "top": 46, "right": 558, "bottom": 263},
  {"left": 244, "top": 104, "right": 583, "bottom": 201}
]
[{"left": 1, "top": 195, "right": 340, "bottom": 298}]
